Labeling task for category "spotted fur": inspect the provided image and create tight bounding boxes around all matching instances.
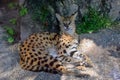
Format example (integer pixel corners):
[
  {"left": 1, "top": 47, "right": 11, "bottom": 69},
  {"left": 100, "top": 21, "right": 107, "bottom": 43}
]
[{"left": 19, "top": 13, "right": 93, "bottom": 75}]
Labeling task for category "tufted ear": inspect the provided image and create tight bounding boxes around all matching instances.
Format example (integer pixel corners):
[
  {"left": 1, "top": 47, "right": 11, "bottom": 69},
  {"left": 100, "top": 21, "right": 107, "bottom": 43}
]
[
  {"left": 56, "top": 13, "right": 63, "bottom": 22},
  {"left": 71, "top": 12, "right": 78, "bottom": 21}
]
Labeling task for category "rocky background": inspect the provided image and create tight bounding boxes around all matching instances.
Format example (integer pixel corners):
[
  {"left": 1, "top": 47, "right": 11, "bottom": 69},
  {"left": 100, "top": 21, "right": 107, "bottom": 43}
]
[
  {"left": 0, "top": 0, "right": 120, "bottom": 40},
  {"left": 25, "top": 0, "right": 120, "bottom": 34},
  {"left": 0, "top": 0, "right": 120, "bottom": 80}
]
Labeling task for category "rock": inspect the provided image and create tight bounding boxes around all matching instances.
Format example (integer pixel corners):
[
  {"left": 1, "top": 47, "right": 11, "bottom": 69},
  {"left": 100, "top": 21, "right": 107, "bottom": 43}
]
[
  {"left": 109, "top": 0, "right": 120, "bottom": 21},
  {"left": 21, "top": 14, "right": 43, "bottom": 41},
  {"left": 0, "top": 10, "right": 3, "bottom": 17},
  {"left": 0, "top": 1, "right": 120, "bottom": 80}
]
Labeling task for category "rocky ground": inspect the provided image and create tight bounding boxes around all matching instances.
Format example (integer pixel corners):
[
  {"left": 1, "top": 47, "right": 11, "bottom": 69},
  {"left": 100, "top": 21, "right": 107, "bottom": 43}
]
[
  {"left": 0, "top": 7, "right": 120, "bottom": 80},
  {"left": 0, "top": 25, "right": 120, "bottom": 80}
]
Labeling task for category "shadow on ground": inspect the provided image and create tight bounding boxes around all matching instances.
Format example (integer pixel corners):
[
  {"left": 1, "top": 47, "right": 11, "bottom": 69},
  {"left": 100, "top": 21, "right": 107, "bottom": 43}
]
[
  {"left": 0, "top": 6, "right": 120, "bottom": 80},
  {"left": 0, "top": 25, "right": 120, "bottom": 80}
]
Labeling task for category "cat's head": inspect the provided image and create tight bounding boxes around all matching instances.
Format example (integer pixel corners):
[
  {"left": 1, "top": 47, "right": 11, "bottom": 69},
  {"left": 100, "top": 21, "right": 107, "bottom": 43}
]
[{"left": 56, "top": 12, "right": 77, "bottom": 35}]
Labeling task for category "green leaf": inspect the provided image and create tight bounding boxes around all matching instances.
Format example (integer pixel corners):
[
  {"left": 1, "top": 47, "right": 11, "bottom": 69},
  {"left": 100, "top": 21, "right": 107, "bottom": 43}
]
[
  {"left": 8, "top": 29, "right": 14, "bottom": 36},
  {"left": 19, "top": 6, "right": 28, "bottom": 16},
  {"left": 9, "top": 18, "right": 17, "bottom": 25},
  {"left": 4, "top": 26, "right": 15, "bottom": 36},
  {"left": 8, "top": 3, "right": 16, "bottom": 9},
  {"left": 7, "top": 37, "right": 14, "bottom": 43},
  {"left": 76, "top": 7, "right": 112, "bottom": 34}
]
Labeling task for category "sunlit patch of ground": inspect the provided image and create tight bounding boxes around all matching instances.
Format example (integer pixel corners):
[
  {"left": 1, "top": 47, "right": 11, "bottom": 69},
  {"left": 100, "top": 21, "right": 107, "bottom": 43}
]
[{"left": 0, "top": 7, "right": 120, "bottom": 80}]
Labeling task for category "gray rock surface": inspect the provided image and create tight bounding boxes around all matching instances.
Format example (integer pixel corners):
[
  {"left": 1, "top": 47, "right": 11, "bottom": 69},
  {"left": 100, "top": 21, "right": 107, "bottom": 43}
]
[
  {"left": 27, "top": 0, "right": 120, "bottom": 30},
  {"left": 0, "top": 1, "right": 120, "bottom": 79},
  {"left": 109, "top": 0, "right": 120, "bottom": 21},
  {"left": 0, "top": 25, "right": 120, "bottom": 80}
]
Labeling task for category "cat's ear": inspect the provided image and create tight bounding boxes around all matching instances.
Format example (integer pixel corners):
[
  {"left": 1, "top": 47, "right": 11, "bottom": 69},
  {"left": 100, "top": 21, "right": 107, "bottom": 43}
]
[
  {"left": 71, "top": 12, "right": 78, "bottom": 21},
  {"left": 56, "top": 13, "right": 63, "bottom": 22}
]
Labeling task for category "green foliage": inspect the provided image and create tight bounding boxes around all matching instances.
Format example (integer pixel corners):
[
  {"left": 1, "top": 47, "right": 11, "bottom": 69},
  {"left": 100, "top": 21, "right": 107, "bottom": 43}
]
[
  {"left": 32, "top": 5, "right": 49, "bottom": 23},
  {"left": 8, "top": 2, "right": 16, "bottom": 9},
  {"left": 4, "top": 26, "right": 15, "bottom": 36},
  {"left": 19, "top": 6, "right": 28, "bottom": 16},
  {"left": 3, "top": 26, "right": 15, "bottom": 43},
  {"left": 9, "top": 18, "right": 17, "bottom": 25},
  {"left": 7, "top": 36, "right": 14, "bottom": 43},
  {"left": 26, "top": 0, "right": 52, "bottom": 27},
  {"left": 76, "top": 8, "right": 111, "bottom": 34}
]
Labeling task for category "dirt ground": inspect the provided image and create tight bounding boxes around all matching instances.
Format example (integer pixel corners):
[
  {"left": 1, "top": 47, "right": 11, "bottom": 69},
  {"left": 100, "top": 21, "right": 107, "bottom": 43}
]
[{"left": 0, "top": 7, "right": 120, "bottom": 80}]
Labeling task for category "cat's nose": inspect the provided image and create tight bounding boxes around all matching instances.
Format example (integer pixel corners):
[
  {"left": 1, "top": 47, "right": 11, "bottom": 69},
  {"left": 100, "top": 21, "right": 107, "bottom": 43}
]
[{"left": 64, "top": 25, "right": 69, "bottom": 30}]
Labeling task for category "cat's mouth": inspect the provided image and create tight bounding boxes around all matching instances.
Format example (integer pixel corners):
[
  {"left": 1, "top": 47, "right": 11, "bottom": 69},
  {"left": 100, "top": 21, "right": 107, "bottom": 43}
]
[{"left": 64, "top": 26, "right": 70, "bottom": 31}]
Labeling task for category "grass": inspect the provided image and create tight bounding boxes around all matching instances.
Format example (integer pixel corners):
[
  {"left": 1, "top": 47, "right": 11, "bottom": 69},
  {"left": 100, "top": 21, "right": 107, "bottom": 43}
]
[
  {"left": 26, "top": 0, "right": 52, "bottom": 30},
  {"left": 8, "top": 2, "right": 17, "bottom": 9},
  {"left": 26, "top": 0, "right": 112, "bottom": 33},
  {"left": 19, "top": 6, "right": 28, "bottom": 16},
  {"left": 3, "top": 26, "right": 15, "bottom": 43},
  {"left": 76, "top": 7, "right": 112, "bottom": 34},
  {"left": 9, "top": 18, "right": 17, "bottom": 25}
]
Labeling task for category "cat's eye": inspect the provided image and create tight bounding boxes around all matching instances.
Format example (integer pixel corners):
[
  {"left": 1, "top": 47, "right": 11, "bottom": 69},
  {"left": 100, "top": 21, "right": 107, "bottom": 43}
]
[{"left": 68, "top": 21, "right": 71, "bottom": 25}]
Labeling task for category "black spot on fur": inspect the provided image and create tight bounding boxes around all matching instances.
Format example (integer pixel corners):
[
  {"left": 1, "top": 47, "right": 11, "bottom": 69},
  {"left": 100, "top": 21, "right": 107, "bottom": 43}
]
[
  {"left": 22, "top": 64, "right": 26, "bottom": 68},
  {"left": 70, "top": 51, "right": 77, "bottom": 57},
  {"left": 32, "top": 46, "right": 34, "bottom": 48},
  {"left": 50, "top": 61, "right": 54, "bottom": 66},
  {"left": 43, "top": 37, "right": 45, "bottom": 40},
  {"left": 50, "top": 59, "right": 58, "bottom": 66},
  {"left": 36, "top": 66, "right": 39, "bottom": 71},
  {"left": 27, "top": 57, "right": 30, "bottom": 60},
  {"left": 30, "top": 60, "right": 33, "bottom": 65},
  {"left": 65, "top": 58, "right": 69, "bottom": 61},
  {"left": 65, "top": 45, "right": 69, "bottom": 48},
  {"left": 20, "top": 48, "right": 22, "bottom": 51},
  {"left": 25, "top": 41, "right": 28, "bottom": 44},
  {"left": 56, "top": 64, "right": 61, "bottom": 68},
  {"left": 29, "top": 52, "right": 32, "bottom": 55},
  {"left": 34, "top": 58, "right": 37, "bottom": 61},
  {"left": 63, "top": 50, "right": 66, "bottom": 53},
  {"left": 45, "top": 64, "right": 49, "bottom": 67},
  {"left": 52, "top": 34, "right": 58, "bottom": 40},
  {"left": 31, "top": 55, "right": 33, "bottom": 57},
  {"left": 53, "top": 70, "right": 58, "bottom": 74},
  {"left": 24, "top": 48, "right": 26, "bottom": 50},
  {"left": 38, "top": 57, "right": 42, "bottom": 60},
  {"left": 46, "top": 37, "right": 48, "bottom": 40},
  {"left": 41, "top": 60, "right": 45, "bottom": 63},
  {"left": 38, "top": 61, "right": 40, "bottom": 65},
  {"left": 21, "top": 52, "right": 24, "bottom": 54},
  {"left": 28, "top": 43, "right": 31, "bottom": 46},
  {"left": 26, "top": 65, "right": 30, "bottom": 69},
  {"left": 36, "top": 39, "right": 38, "bottom": 41},
  {"left": 30, "top": 66, "right": 34, "bottom": 70},
  {"left": 32, "top": 37, "right": 35, "bottom": 39},
  {"left": 43, "top": 57, "right": 46, "bottom": 59},
  {"left": 27, "top": 49, "right": 29, "bottom": 51},
  {"left": 38, "top": 52, "right": 41, "bottom": 54},
  {"left": 30, "top": 40, "right": 34, "bottom": 42},
  {"left": 20, "top": 57, "right": 24, "bottom": 62},
  {"left": 34, "top": 53, "right": 38, "bottom": 56},
  {"left": 61, "top": 56, "right": 65, "bottom": 61},
  {"left": 50, "top": 56, "right": 53, "bottom": 60},
  {"left": 39, "top": 35, "right": 42, "bottom": 37},
  {"left": 32, "top": 49, "right": 35, "bottom": 51},
  {"left": 22, "top": 45, "right": 24, "bottom": 47},
  {"left": 27, "top": 45, "right": 30, "bottom": 47}
]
